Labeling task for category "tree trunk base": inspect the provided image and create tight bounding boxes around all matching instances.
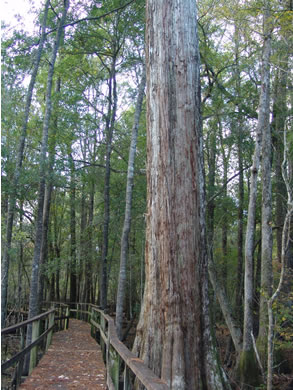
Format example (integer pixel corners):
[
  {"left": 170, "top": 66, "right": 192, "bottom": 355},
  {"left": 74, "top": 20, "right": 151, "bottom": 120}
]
[{"left": 238, "top": 349, "right": 261, "bottom": 389}]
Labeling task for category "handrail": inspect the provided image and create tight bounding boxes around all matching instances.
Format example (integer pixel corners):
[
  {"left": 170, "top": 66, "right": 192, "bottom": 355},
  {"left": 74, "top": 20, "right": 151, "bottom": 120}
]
[
  {"left": 72, "top": 303, "right": 169, "bottom": 390},
  {"left": 1, "top": 304, "right": 70, "bottom": 389},
  {"left": 1, "top": 308, "right": 55, "bottom": 335},
  {"left": 104, "top": 312, "right": 169, "bottom": 390},
  {"left": 2, "top": 302, "right": 168, "bottom": 390}
]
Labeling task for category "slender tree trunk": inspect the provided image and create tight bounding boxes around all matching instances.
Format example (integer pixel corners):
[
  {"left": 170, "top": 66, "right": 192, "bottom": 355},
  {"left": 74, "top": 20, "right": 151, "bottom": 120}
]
[
  {"left": 86, "top": 180, "right": 95, "bottom": 303},
  {"left": 218, "top": 122, "right": 231, "bottom": 290},
  {"left": 222, "top": 158, "right": 228, "bottom": 289},
  {"left": 37, "top": 77, "right": 61, "bottom": 310},
  {"left": 240, "top": 2, "right": 271, "bottom": 386},
  {"left": 69, "top": 153, "right": 77, "bottom": 303},
  {"left": 272, "top": 55, "right": 289, "bottom": 264},
  {"left": 17, "top": 203, "right": 24, "bottom": 323},
  {"left": 133, "top": 1, "right": 228, "bottom": 388},
  {"left": 27, "top": 0, "right": 69, "bottom": 323},
  {"left": 100, "top": 57, "right": 118, "bottom": 309},
  {"left": 208, "top": 260, "right": 243, "bottom": 354},
  {"left": 37, "top": 185, "right": 53, "bottom": 310},
  {"left": 267, "top": 126, "right": 293, "bottom": 390},
  {"left": 80, "top": 181, "right": 87, "bottom": 302},
  {"left": 1, "top": 0, "right": 50, "bottom": 327},
  {"left": 234, "top": 23, "right": 244, "bottom": 319},
  {"left": 253, "top": 239, "right": 262, "bottom": 335},
  {"left": 116, "top": 68, "right": 146, "bottom": 340},
  {"left": 257, "top": 0, "right": 273, "bottom": 358}
]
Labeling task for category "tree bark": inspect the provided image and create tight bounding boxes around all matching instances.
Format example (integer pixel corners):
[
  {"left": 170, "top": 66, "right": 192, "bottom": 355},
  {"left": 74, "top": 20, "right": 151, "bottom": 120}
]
[
  {"left": 133, "top": 1, "right": 228, "bottom": 388},
  {"left": 1, "top": 0, "right": 50, "bottom": 327},
  {"left": 116, "top": 67, "right": 146, "bottom": 340}
]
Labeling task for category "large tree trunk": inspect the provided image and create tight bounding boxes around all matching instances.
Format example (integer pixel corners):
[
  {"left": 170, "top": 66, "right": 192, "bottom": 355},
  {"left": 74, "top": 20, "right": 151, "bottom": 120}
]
[
  {"left": 116, "top": 67, "right": 146, "bottom": 340},
  {"left": 133, "top": 1, "right": 228, "bottom": 388},
  {"left": 1, "top": 0, "right": 50, "bottom": 327}
]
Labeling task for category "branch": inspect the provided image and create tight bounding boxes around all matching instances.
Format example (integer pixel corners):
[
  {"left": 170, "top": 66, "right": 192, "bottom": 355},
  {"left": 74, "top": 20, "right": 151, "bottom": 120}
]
[
  {"left": 251, "top": 331, "right": 266, "bottom": 382},
  {"left": 46, "top": 0, "right": 136, "bottom": 35},
  {"left": 207, "top": 165, "right": 251, "bottom": 205}
]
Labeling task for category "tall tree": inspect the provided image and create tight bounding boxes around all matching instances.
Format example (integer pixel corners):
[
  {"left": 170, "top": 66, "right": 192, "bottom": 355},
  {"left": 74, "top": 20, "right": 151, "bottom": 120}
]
[
  {"left": 69, "top": 152, "right": 77, "bottom": 303},
  {"left": 27, "top": 0, "right": 69, "bottom": 321},
  {"left": 257, "top": 0, "right": 273, "bottom": 355},
  {"left": 100, "top": 55, "right": 118, "bottom": 309},
  {"left": 241, "top": 0, "right": 272, "bottom": 386},
  {"left": 116, "top": 67, "right": 146, "bottom": 340},
  {"left": 133, "top": 1, "right": 228, "bottom": 388}
]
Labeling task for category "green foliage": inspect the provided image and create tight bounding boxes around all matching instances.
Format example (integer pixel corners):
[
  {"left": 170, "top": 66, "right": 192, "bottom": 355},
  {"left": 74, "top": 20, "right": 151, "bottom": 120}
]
[{"left": 274, "top": 291, "right": 293, "bottom": 349}]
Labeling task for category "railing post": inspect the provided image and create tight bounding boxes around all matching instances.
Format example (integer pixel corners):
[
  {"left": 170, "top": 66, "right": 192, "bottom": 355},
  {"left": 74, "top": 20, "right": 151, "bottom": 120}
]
[
  {"left": 108, "top": 344, "right": 120, "bottom": 390},
  {"left": 59, "top": 306, "right": 62, "bottom": 330},
  {"left": 123, "top": 366, "right": 131, "bottom": 390},
  {"left": 65, "top": 306, "right": 70, "bottom": 330},
  {"left": 29, "top": 319, "right": 40, "bottom": 374},
  {"left": 15, "top": 357, "right": 25, "bottom": 387},
  {"left": 90, "top": 306, "right": 94, "bottom": 338},
  {"left": 45, "top": 311, "right": 55, "bottom": 351},
  {"left": 100, "top": 315, "right": 106, "bottom": 363}
]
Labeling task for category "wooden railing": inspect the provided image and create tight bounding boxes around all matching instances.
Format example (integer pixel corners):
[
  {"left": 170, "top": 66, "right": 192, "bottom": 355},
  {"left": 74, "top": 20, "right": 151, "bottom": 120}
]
[
  {"left": 2, "top": 302, "right": 169, "bottom": 390},
  {"left": 68, "top": 303, "right": 169, "bottom": 390},
  {"left": 1, "top": 303, "right": 69, "bottom": 389}
]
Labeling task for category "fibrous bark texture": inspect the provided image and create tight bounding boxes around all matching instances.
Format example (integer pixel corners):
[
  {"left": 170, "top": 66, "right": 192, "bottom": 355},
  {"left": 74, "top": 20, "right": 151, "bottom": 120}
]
[{"left": 133, "top": 1, "right": 227, "bottom": 389}]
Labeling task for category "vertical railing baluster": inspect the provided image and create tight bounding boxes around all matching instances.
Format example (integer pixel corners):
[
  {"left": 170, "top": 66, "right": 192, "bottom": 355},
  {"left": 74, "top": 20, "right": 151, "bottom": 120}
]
[
  {"left": 65, "top": 306, "right": 69, "bottom": 330},
  {"left": 29, "top": 319, "right": 40, "bottom": 374},
  {"left": 45, "top": 311, "right": 55, "bottom": 351},
  {"left": 123, "top": 365, "right": 132, "bottom": 390}
]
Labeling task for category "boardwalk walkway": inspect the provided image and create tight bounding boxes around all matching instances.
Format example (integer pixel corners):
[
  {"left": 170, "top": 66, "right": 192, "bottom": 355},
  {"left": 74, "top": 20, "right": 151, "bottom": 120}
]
[{"left": 19, "top": 319, "right": 107, "bottom": 389}]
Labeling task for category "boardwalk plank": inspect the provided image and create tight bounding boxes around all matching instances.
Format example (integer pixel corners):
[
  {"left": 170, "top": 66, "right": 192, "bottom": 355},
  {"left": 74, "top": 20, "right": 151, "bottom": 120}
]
[{"left": 19, "top": 319, "right": 107, "bottom": 389}]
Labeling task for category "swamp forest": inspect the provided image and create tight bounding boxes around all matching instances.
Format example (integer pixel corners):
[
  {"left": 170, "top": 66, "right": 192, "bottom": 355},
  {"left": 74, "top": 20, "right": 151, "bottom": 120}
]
[{"left": 1, "top": 0, "right": 293, "bottom": 389}]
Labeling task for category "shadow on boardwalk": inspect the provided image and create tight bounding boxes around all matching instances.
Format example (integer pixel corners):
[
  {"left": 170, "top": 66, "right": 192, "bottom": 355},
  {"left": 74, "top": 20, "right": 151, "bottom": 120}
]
[{"left": 19, "top": 319, "right": 107, "bottom": 389}]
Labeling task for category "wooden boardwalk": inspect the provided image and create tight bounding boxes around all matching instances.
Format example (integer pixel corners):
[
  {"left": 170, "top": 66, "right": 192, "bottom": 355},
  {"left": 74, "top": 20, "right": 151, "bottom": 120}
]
[{"left": 19, "top": 319, "right": 107, "bottom": 389}]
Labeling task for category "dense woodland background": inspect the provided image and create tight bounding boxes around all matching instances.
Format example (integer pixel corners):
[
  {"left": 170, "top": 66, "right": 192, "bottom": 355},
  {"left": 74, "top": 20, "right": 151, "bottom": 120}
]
[{"left": 1, "top": 0, "right": 293, "bottom": 389}]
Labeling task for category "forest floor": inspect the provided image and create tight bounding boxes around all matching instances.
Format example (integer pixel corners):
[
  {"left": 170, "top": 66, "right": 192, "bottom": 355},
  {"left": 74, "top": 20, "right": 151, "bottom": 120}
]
[{"left": 215, "top": 324, "right": 293, "bottom": 390}]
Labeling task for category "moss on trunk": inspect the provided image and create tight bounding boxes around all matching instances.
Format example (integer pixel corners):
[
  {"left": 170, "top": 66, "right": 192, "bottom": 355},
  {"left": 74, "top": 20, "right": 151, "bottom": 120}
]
[{"left": 238, "top": 349, "right": 261, "bottom": 388}]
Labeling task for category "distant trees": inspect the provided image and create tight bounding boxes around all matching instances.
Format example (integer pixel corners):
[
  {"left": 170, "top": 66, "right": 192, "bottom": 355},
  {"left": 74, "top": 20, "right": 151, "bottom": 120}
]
[{"left": 1, "top": 0, "right": 50, "bottom": 327}]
